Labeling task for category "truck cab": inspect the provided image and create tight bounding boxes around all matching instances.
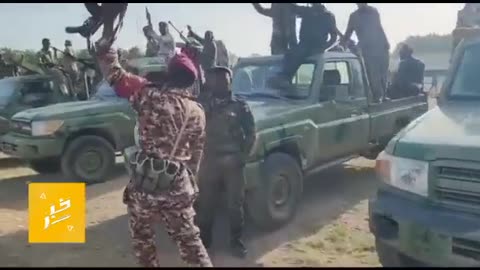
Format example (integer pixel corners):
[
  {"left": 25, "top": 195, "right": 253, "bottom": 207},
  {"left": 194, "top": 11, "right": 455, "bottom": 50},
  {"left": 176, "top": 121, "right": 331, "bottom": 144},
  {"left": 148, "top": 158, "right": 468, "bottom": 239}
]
[
  {"left": 371, "top": 37, "right": 480, "bottom": 267},
  {"left": 0, "top": 74, "right": 77, "bottom": 136}
]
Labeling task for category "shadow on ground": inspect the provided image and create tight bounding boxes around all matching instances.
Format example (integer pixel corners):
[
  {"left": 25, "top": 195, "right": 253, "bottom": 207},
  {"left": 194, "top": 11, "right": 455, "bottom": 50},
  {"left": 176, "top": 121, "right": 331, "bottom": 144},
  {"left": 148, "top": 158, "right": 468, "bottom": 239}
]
[
  {"left": 0, "top": 162, "right": 378, "bottom": 267},
  {"left": 0, "top": 164, "right": 128, "bottom": 211}
]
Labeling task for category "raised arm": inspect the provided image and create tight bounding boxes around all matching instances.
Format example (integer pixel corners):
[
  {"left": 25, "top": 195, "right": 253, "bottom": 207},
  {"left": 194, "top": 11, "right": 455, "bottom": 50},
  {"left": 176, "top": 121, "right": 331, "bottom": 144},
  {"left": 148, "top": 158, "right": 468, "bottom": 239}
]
[
  {"left": 188, "top": 28, "right": 205, "bottom": 45},
  {"left": 252, "top": 3, "right": 273, "bottom": 17},
  {"left": 342, "top": 13, "right": 355, "bottom": 44},
  {"left": 95, "top": 4, "right": 147, "bottom": 99}
]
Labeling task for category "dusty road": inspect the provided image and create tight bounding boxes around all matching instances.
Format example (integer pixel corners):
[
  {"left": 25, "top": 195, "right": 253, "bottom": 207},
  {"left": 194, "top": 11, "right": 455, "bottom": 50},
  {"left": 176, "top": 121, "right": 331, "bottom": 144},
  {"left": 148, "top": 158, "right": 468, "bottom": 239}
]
[{"left": 0, "top": 158, "right": 379, "bottom": 267}]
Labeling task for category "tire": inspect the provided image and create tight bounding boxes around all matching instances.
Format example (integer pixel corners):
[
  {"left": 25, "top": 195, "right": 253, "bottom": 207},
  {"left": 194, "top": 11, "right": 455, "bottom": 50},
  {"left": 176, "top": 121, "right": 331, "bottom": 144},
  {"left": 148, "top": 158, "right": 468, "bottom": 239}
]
[
  {"left": 246, "top": 152, "right": 303, "bottom": 231},
  {"left": 61, "top": 135, "right": 115, "bottom": 183},
  {"left": 29, "top": 158, "right": 61, "bottom": 174}
]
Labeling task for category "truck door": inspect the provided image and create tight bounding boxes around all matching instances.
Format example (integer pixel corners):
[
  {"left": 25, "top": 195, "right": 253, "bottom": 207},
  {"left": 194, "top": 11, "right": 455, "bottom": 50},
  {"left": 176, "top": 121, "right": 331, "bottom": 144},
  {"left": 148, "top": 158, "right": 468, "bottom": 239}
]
[{"left": 322, "top": 59, "right": 370, "bottom": 156}]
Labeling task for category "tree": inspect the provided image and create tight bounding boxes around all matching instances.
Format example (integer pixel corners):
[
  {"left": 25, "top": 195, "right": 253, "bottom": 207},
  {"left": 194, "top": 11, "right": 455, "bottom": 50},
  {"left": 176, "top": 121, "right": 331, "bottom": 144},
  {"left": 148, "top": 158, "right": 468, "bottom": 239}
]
[
  {"left": 392, "top": 33, "right": 452, "bottom": 57},
  {"left": 126, "top": 46, "right": 143, "bottom": 59}
]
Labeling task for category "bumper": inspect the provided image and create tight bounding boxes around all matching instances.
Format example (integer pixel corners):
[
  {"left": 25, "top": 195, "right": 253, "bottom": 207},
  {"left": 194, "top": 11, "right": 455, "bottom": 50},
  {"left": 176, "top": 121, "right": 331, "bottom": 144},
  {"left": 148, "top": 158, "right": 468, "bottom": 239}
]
[
  {"left": 369, "top": 187, "right": 480, "bottom": 267},
  {"left": 0, "top": 133, "right": 64, "bottom": 160}
]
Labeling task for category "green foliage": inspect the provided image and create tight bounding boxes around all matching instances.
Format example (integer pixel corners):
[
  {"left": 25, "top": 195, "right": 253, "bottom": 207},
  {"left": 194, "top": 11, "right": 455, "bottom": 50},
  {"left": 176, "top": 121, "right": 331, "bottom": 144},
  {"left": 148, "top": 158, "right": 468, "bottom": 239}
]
[{"left": 392, "top": 33, "right": 452, "bottom": 57}]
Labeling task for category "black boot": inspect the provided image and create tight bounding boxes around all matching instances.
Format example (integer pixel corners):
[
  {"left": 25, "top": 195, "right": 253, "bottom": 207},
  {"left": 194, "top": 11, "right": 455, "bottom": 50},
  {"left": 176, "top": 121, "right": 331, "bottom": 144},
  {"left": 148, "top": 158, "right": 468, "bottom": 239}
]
[
  {"left": 65, "top": 17, "right": 103, "bottom": 38},
  {"left": 230, "top": 238, "right": 247, "bottom": 258}
]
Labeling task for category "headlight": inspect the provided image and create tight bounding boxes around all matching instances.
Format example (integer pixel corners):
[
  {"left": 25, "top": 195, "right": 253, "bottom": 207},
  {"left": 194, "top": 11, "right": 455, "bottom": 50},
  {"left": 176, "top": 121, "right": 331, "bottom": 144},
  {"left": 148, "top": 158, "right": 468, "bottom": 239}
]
[
  {"left": 31, "top": 120, "right": 64, "bottom": 136},
  {"left": 375, "top": 151, "right": 429, "bottom": 197}
]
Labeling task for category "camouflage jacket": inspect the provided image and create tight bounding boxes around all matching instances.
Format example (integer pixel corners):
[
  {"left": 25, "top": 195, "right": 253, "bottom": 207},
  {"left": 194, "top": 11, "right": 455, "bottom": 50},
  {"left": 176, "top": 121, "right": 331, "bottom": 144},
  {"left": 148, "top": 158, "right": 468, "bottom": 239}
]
[
  {"left": 203, "top": 94, "right": 255, "bottom": 160},
  {"left": 97, "top": 47, "right": 206, "bottom": 175}
]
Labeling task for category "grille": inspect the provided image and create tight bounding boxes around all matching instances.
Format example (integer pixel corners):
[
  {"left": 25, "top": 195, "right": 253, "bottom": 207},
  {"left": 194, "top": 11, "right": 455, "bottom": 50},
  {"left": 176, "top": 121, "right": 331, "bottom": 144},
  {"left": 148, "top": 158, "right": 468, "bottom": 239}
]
[
  {"left": 452, "top": 237, "right": 480, "bottom": 261},
  {"left": 435, "top": 166, "right": 480, "bottom": 209}
]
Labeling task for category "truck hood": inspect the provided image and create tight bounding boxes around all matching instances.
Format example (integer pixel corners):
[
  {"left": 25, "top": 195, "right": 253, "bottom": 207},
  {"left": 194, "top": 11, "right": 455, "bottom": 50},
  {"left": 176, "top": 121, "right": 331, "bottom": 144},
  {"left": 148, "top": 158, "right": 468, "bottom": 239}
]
[
  {"left": 393, "top": 103, "right": 480, "bottom": 162},
  {"left": 12, "top": 99, "right": 128, "bottom": 121}
]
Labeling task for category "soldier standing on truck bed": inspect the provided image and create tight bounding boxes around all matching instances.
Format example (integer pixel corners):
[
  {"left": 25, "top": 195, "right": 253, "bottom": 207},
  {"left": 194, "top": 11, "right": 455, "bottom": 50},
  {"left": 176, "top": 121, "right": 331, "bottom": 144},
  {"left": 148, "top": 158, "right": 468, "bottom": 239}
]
[
  {"left": 72, "top": 3, "right": 212, "bottom": 267},
  {"left": 271, "top": 3, "right": 337, "bottom": 88},
  {"left": 341, "top": 3, "right": 390, "bottom": 103},
  {"left": 187, "top": 25, "right": 217, "bottom": 71},
  {"left": 252, "top": 3, "right": 297, "bottom": 55},
  {"left": 195, "top": 66, "right": 256, "bottom": 258},
  {"left": 62, "top": 40, "right": 80, "bottom": 87}
]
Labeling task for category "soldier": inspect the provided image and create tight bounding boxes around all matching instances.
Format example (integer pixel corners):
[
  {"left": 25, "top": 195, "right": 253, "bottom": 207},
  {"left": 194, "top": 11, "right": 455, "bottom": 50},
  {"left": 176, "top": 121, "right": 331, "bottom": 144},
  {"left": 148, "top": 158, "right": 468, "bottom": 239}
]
[
  {"left": 62, "top": 40, "right": 80, "bottom": 86},
  {"left": 187, "top": 26, "right": 217, "bottom": 71},
  {"left": 86, "top": 4, "right": 212, "bottom": 267},
  {"left": 143, "top": 26, "right": 159, "bottom": 57},
  {"left": 252, "top": 3, "right": 297, "bottom": 55},
  {"left": 215, "top": 40, "right": 230, "bottom": 67},
  {"left": 273, "top": 3, "right": 337, "bottom": 88},
  {"left": 148, "top": 21, "right": 176, "bottom": 60},
  {"left": 196, "top": 66, "right": 256, "bottom": 258},
  {"left": 341, "top": 3, "right": 390, "bottom": 103},
  {"left": 387, "top": 44, "right": 425, "bottom": 99},
  {"left": 38, "top": 38, "right": 56, "bottom": 68}
]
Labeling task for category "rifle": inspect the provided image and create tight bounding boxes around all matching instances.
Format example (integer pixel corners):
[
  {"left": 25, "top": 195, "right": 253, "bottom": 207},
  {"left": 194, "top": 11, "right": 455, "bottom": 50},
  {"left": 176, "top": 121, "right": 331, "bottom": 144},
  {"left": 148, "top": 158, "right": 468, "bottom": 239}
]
[
  {"left": 167, "top": 21, "right": 202, "bottom": 48},
  {"left": 146, "top": 7, "right": 153, "bottom": 28},
  {"left": 51, "top": 46, "right": 96, "bottom": 70}
]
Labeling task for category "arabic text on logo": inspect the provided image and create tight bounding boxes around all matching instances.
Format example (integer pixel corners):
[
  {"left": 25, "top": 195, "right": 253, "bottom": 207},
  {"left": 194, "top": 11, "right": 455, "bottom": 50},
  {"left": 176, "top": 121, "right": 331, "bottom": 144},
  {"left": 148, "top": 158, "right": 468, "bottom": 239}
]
[{"left": 28, "top": 183, "right": 85, "bottom": 243}]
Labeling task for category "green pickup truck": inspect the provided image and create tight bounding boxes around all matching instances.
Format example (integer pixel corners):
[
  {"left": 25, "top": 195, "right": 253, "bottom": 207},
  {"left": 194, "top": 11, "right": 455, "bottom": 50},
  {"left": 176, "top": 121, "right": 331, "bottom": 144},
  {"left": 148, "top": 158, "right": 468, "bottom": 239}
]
[
  {"left": 0, "top": 73, "right": 83, "bottom": 136},
  {"left": 1, "top": 51, "right": 427, "bottom": 230},
  {"left": 370, "top": 38, "right": 480, "bottom": 266}
]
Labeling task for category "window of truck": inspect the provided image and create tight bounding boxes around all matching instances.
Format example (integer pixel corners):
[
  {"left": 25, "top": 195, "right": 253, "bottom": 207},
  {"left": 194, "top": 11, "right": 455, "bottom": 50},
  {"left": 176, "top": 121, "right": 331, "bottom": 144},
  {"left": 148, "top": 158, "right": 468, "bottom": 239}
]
[
  {"left": 320, "top": 61, "right": 353, "bottom": 101},
  {"left": 449, "top": 43, "right": 480, "bottom": 99},
  {"left": 232, "top": 61, "right": 315, "bottom": 100},
  {"left": 0, "top": 78, "right": 16, "bottom": 107}
]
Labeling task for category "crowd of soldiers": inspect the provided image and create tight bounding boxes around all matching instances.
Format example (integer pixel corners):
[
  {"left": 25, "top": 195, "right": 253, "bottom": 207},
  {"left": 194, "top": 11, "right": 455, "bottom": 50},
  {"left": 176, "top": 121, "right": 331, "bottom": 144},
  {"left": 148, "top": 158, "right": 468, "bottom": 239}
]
[
  {"left": 3, "top": 2, "right": 443, "bottom": 268},
  {"left": 254, "top": 3, "right": 425, "bottom": 102}
]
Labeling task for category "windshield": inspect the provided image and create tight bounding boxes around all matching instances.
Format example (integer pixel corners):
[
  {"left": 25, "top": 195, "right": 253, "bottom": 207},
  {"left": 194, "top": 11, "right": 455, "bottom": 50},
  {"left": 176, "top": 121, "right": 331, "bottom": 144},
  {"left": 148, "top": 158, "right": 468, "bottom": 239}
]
[
  {"left": 449, "top": 43, "right": 480, "bottom": 99},
  {"left": 0, "top": 79, "right": 16, "bottom": 106},
  {"left": 93, "top": 80, "right": 119, "bottom": 100},
  {"left": 232, "top": 61, "right": 315, "bottom": 100}
]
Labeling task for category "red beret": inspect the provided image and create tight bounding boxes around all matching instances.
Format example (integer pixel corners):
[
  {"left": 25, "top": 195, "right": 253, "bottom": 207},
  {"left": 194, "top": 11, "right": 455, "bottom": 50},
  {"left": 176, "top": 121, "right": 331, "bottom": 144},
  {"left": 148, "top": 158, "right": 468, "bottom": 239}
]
[{"left": 168, "top": 52, "right": 198, "bottom": 81}]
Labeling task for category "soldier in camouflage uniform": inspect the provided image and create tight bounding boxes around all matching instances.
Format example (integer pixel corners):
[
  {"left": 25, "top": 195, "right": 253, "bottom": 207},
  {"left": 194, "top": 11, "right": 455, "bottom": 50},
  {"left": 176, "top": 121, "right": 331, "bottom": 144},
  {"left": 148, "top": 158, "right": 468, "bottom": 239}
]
[
  {"left": 196, "top": 66, "right": 256, "bottom": 258},
  {"left": 38, "top": 38, "right": 57, "bottom": 68},
  {"left": 89, "top": 4, "right": 212, "bottom": 267}
]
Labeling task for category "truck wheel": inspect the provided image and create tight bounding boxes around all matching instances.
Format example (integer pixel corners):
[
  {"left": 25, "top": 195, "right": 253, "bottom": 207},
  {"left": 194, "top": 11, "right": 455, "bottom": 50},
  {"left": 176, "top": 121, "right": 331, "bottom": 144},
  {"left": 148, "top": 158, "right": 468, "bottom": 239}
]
[
  {"left": 29, "top": 158, "right": 61, "bottom": 174},
  {"left": 247, "top": 152, "right": 303, "bottom": 231},
  {"left": 61, "top": 135, "right": 115, "bottom": 183}
]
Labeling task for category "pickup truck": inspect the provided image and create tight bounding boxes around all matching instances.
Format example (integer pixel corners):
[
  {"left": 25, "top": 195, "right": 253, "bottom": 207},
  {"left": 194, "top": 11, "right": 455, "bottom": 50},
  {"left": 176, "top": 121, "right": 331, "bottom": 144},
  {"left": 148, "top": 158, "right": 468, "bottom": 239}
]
[
  {"left": 370, "top": 38, "right": 480, "bottom": 266},
  {"left": 1, "top": 51, "right": 427, "bottom": 230},
  {"left": 0, "top": 73, "right": 84, "bottom": 136}
]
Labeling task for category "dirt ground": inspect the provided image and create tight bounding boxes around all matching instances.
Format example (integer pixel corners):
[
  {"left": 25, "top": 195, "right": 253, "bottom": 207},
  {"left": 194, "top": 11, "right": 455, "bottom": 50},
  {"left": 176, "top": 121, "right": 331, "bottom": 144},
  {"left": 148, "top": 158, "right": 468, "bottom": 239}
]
[{"left": 0, "top": 157, "right": 380, "bottom": 267}]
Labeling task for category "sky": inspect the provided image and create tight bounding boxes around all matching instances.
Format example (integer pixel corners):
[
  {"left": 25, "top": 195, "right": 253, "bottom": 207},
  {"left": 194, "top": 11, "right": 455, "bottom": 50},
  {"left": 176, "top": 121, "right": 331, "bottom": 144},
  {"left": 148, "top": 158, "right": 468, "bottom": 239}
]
[{"left": 0, "top": 3, "right": 464, "bottom": 57}]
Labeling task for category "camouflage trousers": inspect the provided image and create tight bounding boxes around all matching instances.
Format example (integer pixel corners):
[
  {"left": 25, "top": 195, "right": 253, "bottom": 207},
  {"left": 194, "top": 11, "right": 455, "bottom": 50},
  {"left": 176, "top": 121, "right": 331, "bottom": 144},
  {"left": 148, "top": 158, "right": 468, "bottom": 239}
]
[{"left": 123, "top": 168, "right": 213, "bottom": 267}]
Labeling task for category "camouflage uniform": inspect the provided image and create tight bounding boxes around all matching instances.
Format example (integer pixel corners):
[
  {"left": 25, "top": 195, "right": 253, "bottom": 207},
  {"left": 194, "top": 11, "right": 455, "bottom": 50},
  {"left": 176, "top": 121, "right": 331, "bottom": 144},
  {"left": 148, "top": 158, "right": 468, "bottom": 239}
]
[
  {"left": 196, "top": 93, "right": 255, "bottom": 250},
  {"left": 97, "top": 46, "right": 212, "bottom": 267}
]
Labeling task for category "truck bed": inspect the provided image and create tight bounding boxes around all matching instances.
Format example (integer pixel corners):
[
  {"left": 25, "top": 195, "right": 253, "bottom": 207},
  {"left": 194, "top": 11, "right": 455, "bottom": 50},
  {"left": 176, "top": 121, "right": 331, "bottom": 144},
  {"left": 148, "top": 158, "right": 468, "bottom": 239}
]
[{"left": 368, "top": 95, "right": 428, "bottom": 144}]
